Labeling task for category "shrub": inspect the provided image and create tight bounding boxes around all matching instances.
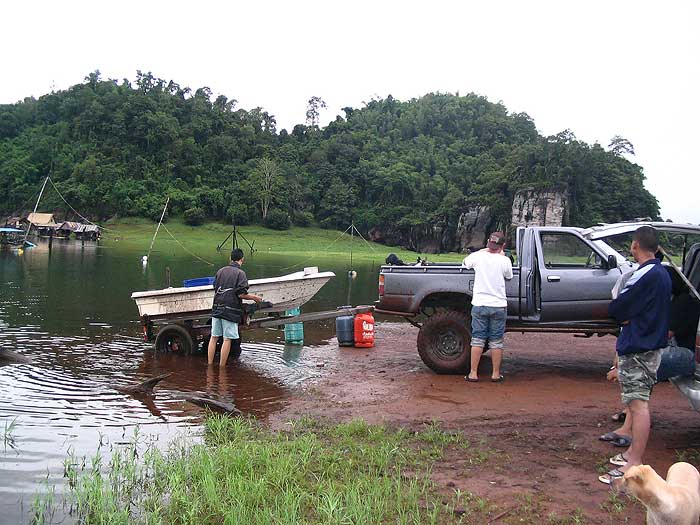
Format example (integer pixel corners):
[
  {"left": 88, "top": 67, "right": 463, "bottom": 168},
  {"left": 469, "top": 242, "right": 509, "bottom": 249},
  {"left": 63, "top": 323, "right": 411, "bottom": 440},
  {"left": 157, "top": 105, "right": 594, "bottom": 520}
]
[
  {"left": 293, "top": 210, "right": 314, "bottom": 227},
  {"left": 225, "top": 204, "right": 251, "bottom": 226},
  {"left": 184, "top": 207, "right": 205, "bottom": 226},
  {"left": 135, "top": 195, "right": 169, "bottom": 223},
  {"left": 319, "top": 217, "right": 338, "bottom": 230},
  {"left": 264, "top": 209, "right": 291, "bottom": 230}
]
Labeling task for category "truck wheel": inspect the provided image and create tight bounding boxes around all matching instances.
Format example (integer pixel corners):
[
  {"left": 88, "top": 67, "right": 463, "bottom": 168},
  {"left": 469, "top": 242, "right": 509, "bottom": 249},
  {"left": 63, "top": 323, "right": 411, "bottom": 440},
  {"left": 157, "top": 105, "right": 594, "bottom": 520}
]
[
  {"left": 417, "top": 311, "right": 472, "bottom": 374},
  {"left": 155, "top": 325, "right": 194, "bottom": 355}
]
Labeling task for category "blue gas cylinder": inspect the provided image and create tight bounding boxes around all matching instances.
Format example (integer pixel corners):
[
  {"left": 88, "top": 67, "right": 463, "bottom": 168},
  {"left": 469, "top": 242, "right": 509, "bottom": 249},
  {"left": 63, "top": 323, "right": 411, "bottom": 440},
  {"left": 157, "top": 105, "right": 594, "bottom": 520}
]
[{"left": 336, "top": 315, "right": 355, "bottom": 347}]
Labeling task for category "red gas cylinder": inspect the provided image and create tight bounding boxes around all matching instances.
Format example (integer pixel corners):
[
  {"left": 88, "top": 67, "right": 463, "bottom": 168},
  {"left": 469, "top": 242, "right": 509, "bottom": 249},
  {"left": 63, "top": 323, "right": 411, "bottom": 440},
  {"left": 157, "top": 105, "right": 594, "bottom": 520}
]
[{"left": 353, "top": 312, "right": 375, "bottom": 348}]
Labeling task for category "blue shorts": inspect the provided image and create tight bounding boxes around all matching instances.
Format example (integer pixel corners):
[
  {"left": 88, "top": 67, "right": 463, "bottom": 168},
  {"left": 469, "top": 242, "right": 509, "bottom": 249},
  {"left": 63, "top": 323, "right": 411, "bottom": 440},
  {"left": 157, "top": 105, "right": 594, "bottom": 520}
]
[
  {"left": 471, "top": 305, "right": 507, "bottom": 349},
  {"left": 211, "top": 317, "right": 239, "bottom": 340}
]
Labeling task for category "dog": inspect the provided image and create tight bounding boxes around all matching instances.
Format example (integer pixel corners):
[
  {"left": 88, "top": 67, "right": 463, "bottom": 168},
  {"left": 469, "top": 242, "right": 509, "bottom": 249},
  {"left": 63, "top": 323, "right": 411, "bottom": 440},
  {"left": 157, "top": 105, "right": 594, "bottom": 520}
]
[{"left": 617, "top": 463, "right": 700, "bottom": 525}]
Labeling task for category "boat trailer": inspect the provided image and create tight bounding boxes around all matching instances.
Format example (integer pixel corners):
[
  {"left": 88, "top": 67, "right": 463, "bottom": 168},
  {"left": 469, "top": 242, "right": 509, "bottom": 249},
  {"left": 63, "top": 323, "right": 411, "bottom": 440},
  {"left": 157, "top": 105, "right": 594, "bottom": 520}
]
[{"left": 140, "top": 304, "right": 374, "bottom": 356}]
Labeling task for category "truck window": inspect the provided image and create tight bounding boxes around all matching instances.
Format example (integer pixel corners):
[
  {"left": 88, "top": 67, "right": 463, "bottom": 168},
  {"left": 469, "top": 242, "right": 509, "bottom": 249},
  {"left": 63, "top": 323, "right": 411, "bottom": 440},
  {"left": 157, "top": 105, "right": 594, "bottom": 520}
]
[{"left": 540, "top": 233, "right": 603, "bottom": 269}]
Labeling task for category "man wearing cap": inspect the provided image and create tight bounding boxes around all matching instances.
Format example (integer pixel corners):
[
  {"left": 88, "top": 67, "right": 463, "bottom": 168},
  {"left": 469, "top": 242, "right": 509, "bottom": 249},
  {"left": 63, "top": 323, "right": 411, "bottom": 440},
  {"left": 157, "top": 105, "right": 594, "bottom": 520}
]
[
  {"left": 462, "top": 232, "right": 513, "bottom": 382},
  {"left": 208, "top": 248, "right": 263, "bottom": 367}
]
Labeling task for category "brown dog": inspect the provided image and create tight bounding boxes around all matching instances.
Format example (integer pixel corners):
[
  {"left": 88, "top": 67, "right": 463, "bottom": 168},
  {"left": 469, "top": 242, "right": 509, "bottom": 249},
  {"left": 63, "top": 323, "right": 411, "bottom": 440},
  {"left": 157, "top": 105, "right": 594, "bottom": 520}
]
[{"left": 617, "top": 463, "right": 700, "bottom": 525}]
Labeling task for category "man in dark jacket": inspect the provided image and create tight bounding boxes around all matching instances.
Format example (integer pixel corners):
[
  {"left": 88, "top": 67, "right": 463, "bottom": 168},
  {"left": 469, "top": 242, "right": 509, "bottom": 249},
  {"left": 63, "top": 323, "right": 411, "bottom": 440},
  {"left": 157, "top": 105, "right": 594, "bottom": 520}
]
[
  {"left": 207, "top": 248, "right": 262, "bottom": 366},
  {"left": 599, "top": 226, "right": 672, "bottom": 484}
]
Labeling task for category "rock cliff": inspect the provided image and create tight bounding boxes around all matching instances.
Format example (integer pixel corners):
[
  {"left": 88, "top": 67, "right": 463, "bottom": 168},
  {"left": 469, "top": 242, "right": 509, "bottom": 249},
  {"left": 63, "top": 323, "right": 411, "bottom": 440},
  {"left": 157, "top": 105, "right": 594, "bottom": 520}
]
[
  {"left": 511, "top": 189, "right": 567, "bottom": 228},
  {"left": 370, "top": 189, "right": 568, "bottom": 254}
]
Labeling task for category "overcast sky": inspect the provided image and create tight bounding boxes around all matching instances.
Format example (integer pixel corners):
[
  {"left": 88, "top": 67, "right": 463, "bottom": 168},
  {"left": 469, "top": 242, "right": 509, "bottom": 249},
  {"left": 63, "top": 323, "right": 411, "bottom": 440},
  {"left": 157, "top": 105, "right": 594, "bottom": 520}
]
[{"left": 2, "top": 1, "right": 698, "bottom": 223}]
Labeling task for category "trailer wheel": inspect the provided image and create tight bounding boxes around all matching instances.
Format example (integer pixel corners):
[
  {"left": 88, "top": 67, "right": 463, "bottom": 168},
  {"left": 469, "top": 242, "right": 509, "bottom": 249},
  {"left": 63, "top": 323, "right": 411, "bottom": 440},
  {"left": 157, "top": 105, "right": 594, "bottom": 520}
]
[
  {"left": 155, "top": 325, "right": 194, "bottom": 355},
  {"left": 417, "top": 310, "right": 472, "bottom": 374}
]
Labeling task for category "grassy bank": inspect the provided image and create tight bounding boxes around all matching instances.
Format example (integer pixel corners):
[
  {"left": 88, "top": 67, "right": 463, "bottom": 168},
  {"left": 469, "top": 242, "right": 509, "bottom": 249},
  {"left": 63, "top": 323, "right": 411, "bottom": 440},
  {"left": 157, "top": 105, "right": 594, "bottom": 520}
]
[
  {"left": 32, "top": 417, "right": 497, "bottom": 524},
  {"left": 100, "top": 218, "right": 463, "bottom": 262}
]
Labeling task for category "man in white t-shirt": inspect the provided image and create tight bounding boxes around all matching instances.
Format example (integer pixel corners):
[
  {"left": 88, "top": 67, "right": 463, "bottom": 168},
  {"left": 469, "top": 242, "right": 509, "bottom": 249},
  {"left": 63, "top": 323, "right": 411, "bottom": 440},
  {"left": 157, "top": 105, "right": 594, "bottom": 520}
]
[{"left": 462, "top": 231, "right": 513, "bottom": 382}]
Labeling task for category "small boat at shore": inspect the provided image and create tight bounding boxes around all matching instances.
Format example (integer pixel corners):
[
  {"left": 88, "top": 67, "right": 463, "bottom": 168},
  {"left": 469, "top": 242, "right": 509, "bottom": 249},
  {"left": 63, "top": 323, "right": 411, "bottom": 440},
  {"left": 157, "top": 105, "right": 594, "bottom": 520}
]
[{"left": 131, "top": 267, "right": 335, "bottom": 320}]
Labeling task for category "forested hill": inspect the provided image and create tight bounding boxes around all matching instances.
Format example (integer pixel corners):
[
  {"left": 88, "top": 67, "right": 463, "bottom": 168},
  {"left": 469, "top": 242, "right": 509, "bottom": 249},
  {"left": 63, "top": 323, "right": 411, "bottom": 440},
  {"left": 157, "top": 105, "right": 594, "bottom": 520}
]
[{"left": 0, "top": 71, "right": 659, "bottom": 249}]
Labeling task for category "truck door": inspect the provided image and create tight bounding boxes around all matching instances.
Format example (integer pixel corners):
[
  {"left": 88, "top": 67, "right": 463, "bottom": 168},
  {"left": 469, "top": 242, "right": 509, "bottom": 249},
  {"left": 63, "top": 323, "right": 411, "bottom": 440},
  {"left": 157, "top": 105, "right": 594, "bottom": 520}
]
[
  {"left": 537, "top": 231, "right": 620, "bottom": 322},
  {"left": 513, "top": 227, "right": 538, "bottom": 319}
]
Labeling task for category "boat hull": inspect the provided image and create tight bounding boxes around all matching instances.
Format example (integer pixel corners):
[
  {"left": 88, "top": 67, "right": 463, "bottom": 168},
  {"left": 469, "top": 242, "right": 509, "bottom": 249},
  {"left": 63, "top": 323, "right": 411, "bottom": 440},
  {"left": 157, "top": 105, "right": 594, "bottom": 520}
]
[{"left": 131, "top": 270, "right": 335, "bottom": 319}]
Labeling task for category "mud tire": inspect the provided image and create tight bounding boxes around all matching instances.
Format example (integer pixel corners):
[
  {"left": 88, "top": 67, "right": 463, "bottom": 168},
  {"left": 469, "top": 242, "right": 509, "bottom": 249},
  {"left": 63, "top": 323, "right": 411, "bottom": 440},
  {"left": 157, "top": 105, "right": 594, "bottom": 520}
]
[
  {"left": 155, "top": 324, "right": 194, "bottom": 355},
  {"left": 417, "top": 310, "right": 472, "bottom": 374}
]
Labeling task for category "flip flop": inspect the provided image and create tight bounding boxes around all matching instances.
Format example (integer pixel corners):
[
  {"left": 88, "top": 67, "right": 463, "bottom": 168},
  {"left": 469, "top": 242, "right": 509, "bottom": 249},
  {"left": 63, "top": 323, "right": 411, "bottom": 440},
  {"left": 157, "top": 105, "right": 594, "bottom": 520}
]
[
  {"left": 465, "top": 377, "right": 479, "bottom": 383},
  {"left": 598, "top": 468, "right": 624, "bottom": 485},
  {"left": 612, "top": 436, "right": 632, "bottom": 448},
  {"left": 609, "top": 453, "right": 628, "bottom": 467},
  {"left": 599, "top": 431, "right": 622, "bottom": 442},
  {"left": 491, "top": 375, "right": 505, "bottom": 383}
]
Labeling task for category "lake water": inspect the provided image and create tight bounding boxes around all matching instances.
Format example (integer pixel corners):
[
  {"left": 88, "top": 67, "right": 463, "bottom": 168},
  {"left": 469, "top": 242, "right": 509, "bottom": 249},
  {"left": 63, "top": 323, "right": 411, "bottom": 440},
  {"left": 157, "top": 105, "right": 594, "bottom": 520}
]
[{"left": 0, "top": 238, "right": 384, "bottom": 524}]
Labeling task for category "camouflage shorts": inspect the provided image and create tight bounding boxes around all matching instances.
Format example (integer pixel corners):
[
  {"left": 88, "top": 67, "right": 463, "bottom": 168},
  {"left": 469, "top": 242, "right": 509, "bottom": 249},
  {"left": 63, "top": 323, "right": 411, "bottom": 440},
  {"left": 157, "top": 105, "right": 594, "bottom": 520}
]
[{"left": 618, "top": 349, "right": 663, "bottom": 405}]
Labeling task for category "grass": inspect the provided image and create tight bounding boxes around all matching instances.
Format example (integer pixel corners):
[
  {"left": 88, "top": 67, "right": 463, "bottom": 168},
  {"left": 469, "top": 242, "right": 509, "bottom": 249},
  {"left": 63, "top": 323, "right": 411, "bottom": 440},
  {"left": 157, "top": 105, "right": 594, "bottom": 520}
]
[
  {"left": 100, "top": 217, "right": 463, "bottom": 263},
  {"left": 3, "top": 417, "right": 18, "bottom": 451},
  {"left": 32, "top": 417, "right": 499, "bottom": 524},
  {"left": 675, "top": 448, "right": 700, "bottom": 465}
]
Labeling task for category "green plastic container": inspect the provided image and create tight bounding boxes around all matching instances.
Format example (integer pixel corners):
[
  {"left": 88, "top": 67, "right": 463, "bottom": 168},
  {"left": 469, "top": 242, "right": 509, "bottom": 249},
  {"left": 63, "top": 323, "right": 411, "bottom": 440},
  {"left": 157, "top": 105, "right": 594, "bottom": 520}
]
[{"left": 284, "top": 307, "right": 304, "bottom": 344}]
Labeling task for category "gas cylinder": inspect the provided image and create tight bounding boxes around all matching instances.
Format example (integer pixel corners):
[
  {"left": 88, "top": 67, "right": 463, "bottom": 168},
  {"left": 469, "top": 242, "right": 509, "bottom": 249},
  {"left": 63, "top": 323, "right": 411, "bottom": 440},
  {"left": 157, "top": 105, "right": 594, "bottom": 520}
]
[
  {"left": 353, "top": 312, "right": 375, "bottom": 348},
  {"left": 336, "top": 315, "right": 355, "bottom": 347}
]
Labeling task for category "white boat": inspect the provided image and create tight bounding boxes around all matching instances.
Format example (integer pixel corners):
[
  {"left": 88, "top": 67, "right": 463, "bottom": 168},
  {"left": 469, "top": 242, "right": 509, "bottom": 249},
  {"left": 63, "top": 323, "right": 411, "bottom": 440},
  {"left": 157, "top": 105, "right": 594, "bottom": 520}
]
[{"left": 131, "top": 267, "right": 335, "bottom": 319}]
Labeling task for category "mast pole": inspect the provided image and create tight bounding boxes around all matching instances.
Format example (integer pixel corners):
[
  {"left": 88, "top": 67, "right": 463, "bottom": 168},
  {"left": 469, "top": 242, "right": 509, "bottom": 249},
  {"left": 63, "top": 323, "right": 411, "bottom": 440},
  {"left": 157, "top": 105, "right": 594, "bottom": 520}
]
[
  {"left": 146, "top": 196, "right": 170, "bottom": 260},
  {"left": 23, "top": 176, "right": 49, "bottom": 244}
]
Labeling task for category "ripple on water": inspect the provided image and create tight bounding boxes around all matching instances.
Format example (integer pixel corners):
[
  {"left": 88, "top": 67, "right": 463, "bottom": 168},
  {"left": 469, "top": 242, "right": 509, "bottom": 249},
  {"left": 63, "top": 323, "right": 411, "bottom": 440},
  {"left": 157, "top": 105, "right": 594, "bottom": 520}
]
[{"left": 0, "top": 319, "right": 335, "bottom": 525}]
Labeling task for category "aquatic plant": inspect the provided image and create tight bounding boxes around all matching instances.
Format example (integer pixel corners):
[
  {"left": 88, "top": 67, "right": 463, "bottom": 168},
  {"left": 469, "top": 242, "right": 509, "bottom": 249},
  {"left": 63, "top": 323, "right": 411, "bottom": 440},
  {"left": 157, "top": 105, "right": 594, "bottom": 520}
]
[{"left": 2, "top": 417, "right": 18, "bottom": 451}]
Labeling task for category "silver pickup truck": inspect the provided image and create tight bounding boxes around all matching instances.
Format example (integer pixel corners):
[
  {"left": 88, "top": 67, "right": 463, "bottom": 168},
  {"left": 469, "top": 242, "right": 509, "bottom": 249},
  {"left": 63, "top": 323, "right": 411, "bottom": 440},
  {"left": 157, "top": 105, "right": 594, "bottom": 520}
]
[{"left": 376, "top": 221, "right": 700, "bottom": 400}]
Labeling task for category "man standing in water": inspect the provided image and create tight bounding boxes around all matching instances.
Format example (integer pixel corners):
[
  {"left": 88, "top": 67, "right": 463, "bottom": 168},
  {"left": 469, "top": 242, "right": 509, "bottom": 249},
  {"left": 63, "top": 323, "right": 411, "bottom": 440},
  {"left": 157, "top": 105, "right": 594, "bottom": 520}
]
[
  {"left": 208, "top": 248, "right": 263, "bottom": 366},
  {"left": 462, "top": 232, "right": 513, "bottom": 382},
  {"left": 599, "top": 226, "right": 671, "bottom": 484}
]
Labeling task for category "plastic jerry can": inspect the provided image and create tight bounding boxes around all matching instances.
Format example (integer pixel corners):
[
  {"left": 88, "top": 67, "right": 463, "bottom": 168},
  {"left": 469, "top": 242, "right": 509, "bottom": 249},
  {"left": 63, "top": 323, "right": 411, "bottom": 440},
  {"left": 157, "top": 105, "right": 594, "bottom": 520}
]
[
  {"left": 353, "top": 312, "right": 375, "bottom": 348},
  {"left": 336, "top": 315, "right": 355, "bottom": 347},
  {"left": 284, "top": 307, "right": 304, "bottom": 344}
]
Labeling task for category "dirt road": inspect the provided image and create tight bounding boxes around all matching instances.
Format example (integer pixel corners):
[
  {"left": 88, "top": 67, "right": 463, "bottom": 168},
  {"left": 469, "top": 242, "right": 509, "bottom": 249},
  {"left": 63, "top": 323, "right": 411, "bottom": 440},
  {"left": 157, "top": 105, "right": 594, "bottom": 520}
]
[{"left": 271, "top": 322, "right": 700, "bottom": 523}]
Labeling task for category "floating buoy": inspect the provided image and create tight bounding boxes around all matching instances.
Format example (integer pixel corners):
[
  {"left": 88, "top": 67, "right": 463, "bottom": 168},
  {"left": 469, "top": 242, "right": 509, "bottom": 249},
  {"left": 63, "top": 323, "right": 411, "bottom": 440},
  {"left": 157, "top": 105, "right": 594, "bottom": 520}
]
[
  {"left": 142, "top": 255, "right": 148, "bottom": 265},
  {"left": 348, "top": 270, "right": 357, "bottom": 279}
]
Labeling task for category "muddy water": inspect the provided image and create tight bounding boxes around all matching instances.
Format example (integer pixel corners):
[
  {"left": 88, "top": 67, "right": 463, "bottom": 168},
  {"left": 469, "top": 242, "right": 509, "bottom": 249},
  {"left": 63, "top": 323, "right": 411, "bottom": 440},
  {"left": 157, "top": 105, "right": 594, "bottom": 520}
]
[{"left": 0, "top": 239, "right": 384, "bottom": 523}]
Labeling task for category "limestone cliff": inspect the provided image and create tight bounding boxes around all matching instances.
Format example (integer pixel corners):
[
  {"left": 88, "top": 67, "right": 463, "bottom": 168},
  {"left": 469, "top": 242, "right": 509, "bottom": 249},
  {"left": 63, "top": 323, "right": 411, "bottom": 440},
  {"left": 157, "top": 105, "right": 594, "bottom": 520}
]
[{"left": 511, "top": 189, "right": 568, "bottom": 228}]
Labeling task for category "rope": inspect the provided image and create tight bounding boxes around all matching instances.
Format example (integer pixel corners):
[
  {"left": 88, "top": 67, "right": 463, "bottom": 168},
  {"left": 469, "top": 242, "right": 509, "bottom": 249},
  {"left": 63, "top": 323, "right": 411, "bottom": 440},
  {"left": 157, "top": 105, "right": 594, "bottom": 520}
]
[
  {"left": 47, "top": 177, "right": 118, "bottom": 232},
  {"left": 350, "top": 224, "right": 377, "bottom": 252},
  {"left": 161, "top": 223, "right": 215, "bottom": 266},
  {"left": 278, "top": 226, "right": 352, "bottom": 271}
]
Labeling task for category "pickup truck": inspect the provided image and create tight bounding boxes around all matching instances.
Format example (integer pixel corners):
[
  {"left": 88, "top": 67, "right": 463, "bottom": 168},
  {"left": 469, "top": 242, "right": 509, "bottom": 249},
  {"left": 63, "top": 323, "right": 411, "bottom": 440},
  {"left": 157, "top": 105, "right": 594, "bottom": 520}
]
[{"left": 376, "top": 221, "right": 700, "bottom": 381}]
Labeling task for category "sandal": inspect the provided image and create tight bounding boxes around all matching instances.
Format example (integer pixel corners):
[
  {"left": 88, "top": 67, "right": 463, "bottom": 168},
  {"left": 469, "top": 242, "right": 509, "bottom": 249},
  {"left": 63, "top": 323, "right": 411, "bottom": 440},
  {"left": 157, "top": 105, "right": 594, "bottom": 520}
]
[
  {"left": 491, "top": 375, "right": 505, "bottom": 383},
  {"left": 609, "top": 453, "right": 628, "bottom": 467},
  {"left": 465, "top": 377, "right": 479, "bottom": 383},
  {"left": 599, "top": 432, "right": 632, "bottom": 447},
  {"left": 598, "top": 468, "right": 624, "bottom": 485},
  {"left": 612, "top": 436, "right": 632, "bottom": 448}
]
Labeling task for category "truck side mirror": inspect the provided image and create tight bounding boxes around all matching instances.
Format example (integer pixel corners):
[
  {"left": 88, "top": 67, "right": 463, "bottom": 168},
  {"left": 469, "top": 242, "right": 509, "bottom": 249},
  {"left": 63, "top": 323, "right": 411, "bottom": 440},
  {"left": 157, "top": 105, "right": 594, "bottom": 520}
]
[{"left": 607, "top": 255, "right": 618, "bottom": 269}]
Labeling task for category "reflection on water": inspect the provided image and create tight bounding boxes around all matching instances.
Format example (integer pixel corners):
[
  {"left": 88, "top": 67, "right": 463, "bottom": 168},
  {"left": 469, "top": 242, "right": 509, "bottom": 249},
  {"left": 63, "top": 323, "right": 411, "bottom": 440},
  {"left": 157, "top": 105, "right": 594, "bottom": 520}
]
[{"left": 0, "top": 238, "right": 382, "bottom": 523}]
